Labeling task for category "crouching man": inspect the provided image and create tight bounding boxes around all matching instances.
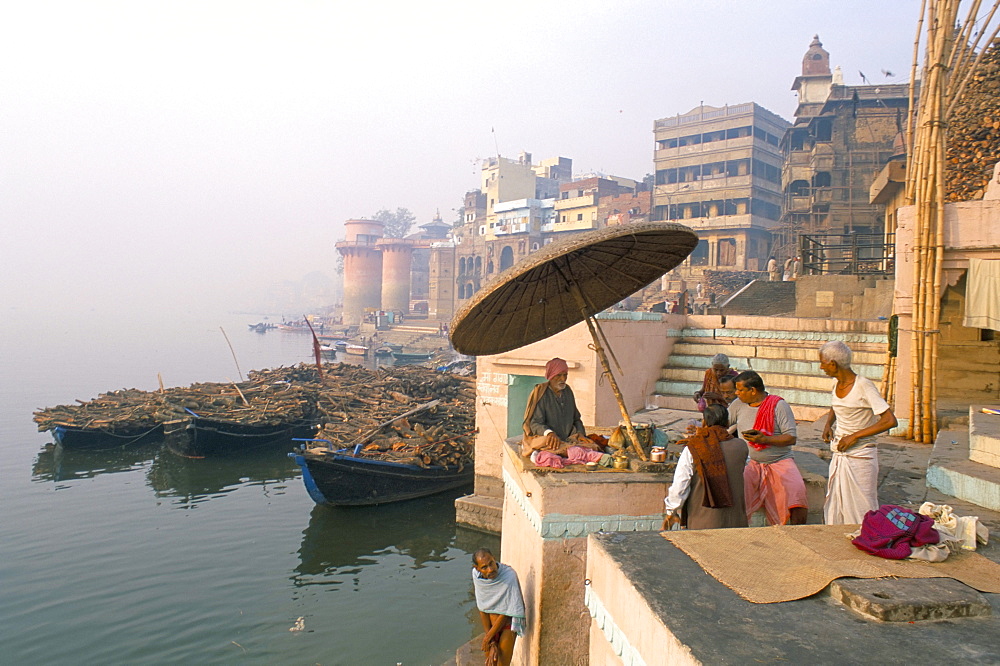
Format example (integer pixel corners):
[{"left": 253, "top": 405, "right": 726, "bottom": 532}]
[{"left": 472, "top": 548, "right": 525, "bottom": 666}]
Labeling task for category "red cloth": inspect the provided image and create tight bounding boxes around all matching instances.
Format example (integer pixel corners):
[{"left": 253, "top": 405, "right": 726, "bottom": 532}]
[
  {"left": 852, "top": 505, "right": 940, "bottom": 559},
  {"left": 748, "top": 394, "right": 783, "bottom": 451},
  {"left": 545, "top": 358, "right": 569, "bottom": 380}
]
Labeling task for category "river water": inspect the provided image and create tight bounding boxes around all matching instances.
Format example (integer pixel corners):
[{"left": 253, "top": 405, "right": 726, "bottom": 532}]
[{"left": 0, "top": 312, "right": 495, "bottom": 665}]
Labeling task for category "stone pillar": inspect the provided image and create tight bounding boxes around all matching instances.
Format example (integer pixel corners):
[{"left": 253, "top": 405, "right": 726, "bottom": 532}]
[
  {"left": 377, "top": 238, "right": 417, "bottom": 313},
  {"left": 336, "top": 219, "right": 384, "bottom": 326},
  {"left": 500, "top": 443, "right": 670, "bottom": 665}
]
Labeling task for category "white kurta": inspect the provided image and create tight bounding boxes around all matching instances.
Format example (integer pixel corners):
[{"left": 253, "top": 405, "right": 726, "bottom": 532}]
[{"left": 824, "top": 375, "right": 890, "bottom": 525}]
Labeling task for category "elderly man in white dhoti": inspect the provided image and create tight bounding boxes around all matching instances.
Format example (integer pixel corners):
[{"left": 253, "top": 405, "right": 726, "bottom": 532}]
[{"left": 818, "top": 341, "right": 898, "bottom": 524}]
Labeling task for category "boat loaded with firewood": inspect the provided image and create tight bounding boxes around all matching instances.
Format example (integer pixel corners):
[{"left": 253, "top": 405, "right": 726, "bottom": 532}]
[{"left": 290, "top": 396, "right": 476, "bottom": 506}]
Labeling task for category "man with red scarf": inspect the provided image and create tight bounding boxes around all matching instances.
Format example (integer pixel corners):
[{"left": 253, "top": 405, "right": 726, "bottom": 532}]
[{"left": 729, "top": 370, "right": 808, "bottom": 525}]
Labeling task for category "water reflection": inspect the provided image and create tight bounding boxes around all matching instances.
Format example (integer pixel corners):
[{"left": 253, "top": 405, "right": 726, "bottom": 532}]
[
  {"left": 294, "top": 491, "right": 489, "bottom": 578},
  {"left": 32, "top": 441, "right": 160, "bottom": 483},
  {"left": 146, "top": 446, "right": 299, "bottom": 505}
]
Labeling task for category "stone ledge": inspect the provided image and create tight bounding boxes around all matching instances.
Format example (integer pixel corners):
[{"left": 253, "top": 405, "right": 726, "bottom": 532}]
[
  {"left": 829, "top": 577, "right": 991, "bottom": 622},
  {"left": 455, "top": 494, "right": 503, "bottom": 535},
  {"left": 927, "top": 430, "right": 1000, "bottom": 511},
  {"left": 970, "top": 406, "right": 1000, "bottom": 468}
]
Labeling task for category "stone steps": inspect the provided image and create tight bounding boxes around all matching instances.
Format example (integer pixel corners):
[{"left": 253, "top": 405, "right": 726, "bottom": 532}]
[
  {"left": 925, "top": 406, "right": 1000, "bottom": 512},
  {"left": 660, "top": 358, "right": 883, "bottom": 385},
  {"left": 651, "top": 318, "right": 890, "bottom": 423}
]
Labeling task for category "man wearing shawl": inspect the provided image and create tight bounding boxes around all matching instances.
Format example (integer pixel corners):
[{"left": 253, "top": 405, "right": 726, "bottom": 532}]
[
  {"left": 729, "top": 371, "right": 808, "bottom": 525},
  {"left": 472, "top": 548, "right": 525, "bottom": 666},
  {"left": 521, "top": 358, "right": 598, "bottom": 458},
  {"left": 663, "top": 404, "right": 749, "bottom": 530},
  {"left": 693, "top": 353, "right": 739, "bottom": 412}
]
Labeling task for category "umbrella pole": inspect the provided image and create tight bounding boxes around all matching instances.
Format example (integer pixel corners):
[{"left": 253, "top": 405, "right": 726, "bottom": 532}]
[{"left": 581, "top": 314, "right": 648, "bottom": 461}]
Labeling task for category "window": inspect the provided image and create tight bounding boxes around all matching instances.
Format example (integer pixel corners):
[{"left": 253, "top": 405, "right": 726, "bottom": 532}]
[
  {"left": 718, "top": 238, "right": 737, "bottom": 266},
  {"left": 577, "top": 213, "right": 584, "bottom": 221}
]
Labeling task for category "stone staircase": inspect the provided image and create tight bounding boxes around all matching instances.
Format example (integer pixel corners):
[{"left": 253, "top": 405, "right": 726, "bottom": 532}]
[
  {"left": 928, "top": 406, "right": 1000, "bottom": 512},
  {"left": 649, "top": 315, "right": 891, "bottom": 421},
  {"left": 718, "top": 280, "right": 797, "bottom": 316}
]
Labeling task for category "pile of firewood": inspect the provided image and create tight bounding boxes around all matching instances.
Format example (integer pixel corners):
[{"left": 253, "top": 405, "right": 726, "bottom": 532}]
[
  {"left": 33, "top": 363, "right": 477, "bottom": 443},
  {"left": 945, "top": 39, "right": 1000, "bottom": 202},
  {"left": 308, "top": 364, "right": 477, "bottom": 468},
  {"left": 33, "top": 388, "right": 161, "bottom": 433}
]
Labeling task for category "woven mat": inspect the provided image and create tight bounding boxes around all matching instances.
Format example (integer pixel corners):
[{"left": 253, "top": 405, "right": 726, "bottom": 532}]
[{"left": 662, "top": 524, "right": 1000, "bottom": 604}]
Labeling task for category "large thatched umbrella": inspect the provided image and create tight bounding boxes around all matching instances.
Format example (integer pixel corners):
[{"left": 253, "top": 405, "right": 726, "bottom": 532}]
[{"left": 450, "top": 221, "right": 698, "bottom": 459}]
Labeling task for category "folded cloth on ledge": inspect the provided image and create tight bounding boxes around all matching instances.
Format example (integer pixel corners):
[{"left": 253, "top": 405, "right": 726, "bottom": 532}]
[{"left": 851, "top": 505, "right": 939, "bottom": 559}]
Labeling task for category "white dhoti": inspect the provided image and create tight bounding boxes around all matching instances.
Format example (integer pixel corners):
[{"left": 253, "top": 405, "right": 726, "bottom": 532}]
[{"left": 824, "top": 445, "right": 879, "bottom": 525}]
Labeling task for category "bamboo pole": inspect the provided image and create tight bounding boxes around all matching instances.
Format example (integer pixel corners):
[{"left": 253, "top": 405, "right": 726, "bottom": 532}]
[{"left": 557, "top": 266, "right": 648, "bottom": 462}]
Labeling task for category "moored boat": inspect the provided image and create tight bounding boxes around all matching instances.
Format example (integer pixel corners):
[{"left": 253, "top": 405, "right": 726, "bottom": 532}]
[
  {"left": 344, "top": 344, "right": 368, "bottom": 356},
  {"left": 164, "top": 416, "right": 315, "bottom": 458},
  {"left": 289, "top": 450, "right": 473, "bottom": 506},
  {"left": 51, "top": 423, "right": 164, "bottom": 450},
  {"left": 391, "top": 350, "right": 434, "bottom": 362}
]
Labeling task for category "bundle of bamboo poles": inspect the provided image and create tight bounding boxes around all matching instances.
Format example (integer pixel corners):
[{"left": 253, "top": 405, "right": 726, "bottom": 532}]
[{"left": 904, "top": 0, "right": 1000, "bottom": 443}]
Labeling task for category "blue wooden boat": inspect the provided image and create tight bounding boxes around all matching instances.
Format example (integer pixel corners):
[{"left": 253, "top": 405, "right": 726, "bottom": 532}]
[
  {"left": 289, "top": 450, "right": 472, "bottom": 506},
  {"left": 51, "top": 424, "right": 163, "bottom": 450},
  {"left": 164, "top": 416, "right": 314, "bottom": 458}
]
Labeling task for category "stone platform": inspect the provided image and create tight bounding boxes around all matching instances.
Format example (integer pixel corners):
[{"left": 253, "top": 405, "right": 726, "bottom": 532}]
[
  {"left": 587, "top": 531, "right": 1000, "bottom": 665},
  {"left": 927, "top": 407, "right": 1000, "bottom": 512}
]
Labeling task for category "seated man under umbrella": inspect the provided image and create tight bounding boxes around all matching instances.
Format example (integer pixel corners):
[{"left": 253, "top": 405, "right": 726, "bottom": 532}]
[{"left": 521, "top": 358, "right": 608, "bottom": 468}]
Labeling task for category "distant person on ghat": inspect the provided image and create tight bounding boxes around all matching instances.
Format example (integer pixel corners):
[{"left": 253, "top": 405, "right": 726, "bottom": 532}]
[
  {"left": 472, "top": 548, "right": 525, "bottom": 666},
  {"left": 521, "top": 358, "right": 599, "bottom": 458},
  {"left": 729, "top": 370, "right": 808, "bottom": 525}
]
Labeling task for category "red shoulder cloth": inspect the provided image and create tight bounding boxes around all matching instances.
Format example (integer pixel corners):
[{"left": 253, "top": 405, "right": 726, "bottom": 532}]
[{"left": 749, "top": 394, "right": 783, "bottom": 451}]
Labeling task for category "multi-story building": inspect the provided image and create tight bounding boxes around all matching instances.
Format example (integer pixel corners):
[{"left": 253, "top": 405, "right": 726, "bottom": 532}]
[
  {"left": 429, "top": 155, "right": 654, "bottom": 318},
  {"left": 652, "top": 102, "right": 789, "bottom": 276},
  {"left": 551, "top": 177, "right": 634, "bottom": 237},
  {"left": 780, "top": 35, "right": 910, "bottom": 269}
]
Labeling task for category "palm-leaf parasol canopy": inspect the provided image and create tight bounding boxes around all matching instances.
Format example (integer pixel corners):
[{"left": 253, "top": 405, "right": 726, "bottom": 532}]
[
  {"left": 449, "top": 221, "right": 699, "bottom": 461},
  {"left": 450, "top": 221, "right": 699, "bottom": 356}
]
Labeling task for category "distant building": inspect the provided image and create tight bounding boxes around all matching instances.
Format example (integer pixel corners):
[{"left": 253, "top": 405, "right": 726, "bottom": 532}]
[
  {"left": 652, "top": 102, "right": 789, "bottom": 276},
  {"left": 780, "top": 35, "right": 910, "bottom": 266},
  {"left": 552, "top": 177, "right": 634, "bottom": 237}
]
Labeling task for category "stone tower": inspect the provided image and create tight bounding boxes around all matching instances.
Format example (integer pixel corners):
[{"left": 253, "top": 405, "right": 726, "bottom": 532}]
[{"left": 336, "top": 219, "right": 384, "bottom": 325}]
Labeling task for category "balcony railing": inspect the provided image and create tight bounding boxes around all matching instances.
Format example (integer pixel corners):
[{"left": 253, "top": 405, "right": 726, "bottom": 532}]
[{"left": 800, "top": 232, "right": 895, "bottom": 275}]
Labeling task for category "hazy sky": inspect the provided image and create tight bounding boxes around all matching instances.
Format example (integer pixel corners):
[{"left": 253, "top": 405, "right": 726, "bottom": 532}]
[{"left": 1, "top": 0, "right": 921, "bottom": 318}]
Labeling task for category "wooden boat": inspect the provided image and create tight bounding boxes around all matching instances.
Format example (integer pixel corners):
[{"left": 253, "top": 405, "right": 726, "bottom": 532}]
[
  {"left": 164, "top": 416, "right": 314, "bottom": 458},
  {"left": 344, "top": 344, "right": 368, "bottom": 356},
  {"left": 289, "top": 450, "right": 473, "bottom": 506},
  {"left": 391, "top": 350, "right": 434, "bottom": 363},
  {"left": 51, "top": 424, "right": 163, "bottom": 450},
  {"left": 373, "top": 346, "right": 394, "bottom": 357}
]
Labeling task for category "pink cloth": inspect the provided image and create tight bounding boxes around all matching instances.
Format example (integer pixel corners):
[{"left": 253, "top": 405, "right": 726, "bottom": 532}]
[
  {"left": 566, "top": 446, "right": 604, "bottom": 464},
  {"left": 744, "top": 457, "right": 807, "bottom": 525},
  {"left": 545, "top": 358, "right": 569, "bottom": 380},
  {"left": 532, "top": 450, "right": 566, "bottom": 468},
  {"left": 531, "top": 446, "right": 603, "bottom": 468}
]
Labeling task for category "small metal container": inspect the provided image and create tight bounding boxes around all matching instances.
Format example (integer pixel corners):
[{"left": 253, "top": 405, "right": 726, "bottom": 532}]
[
  {"left": 650, "top": 446, "right": 667, "bottom": 463},
  {"left": 612, "top": 456, "right": 630, "bottom": 470}
]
